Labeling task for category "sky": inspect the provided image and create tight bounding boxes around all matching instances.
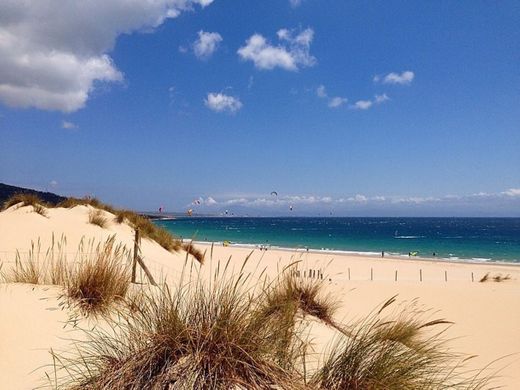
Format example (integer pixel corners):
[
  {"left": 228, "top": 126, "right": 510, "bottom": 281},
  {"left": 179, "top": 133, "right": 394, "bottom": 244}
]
[{"left": 0, "top": 0, "right": 519, "bottom": 216}]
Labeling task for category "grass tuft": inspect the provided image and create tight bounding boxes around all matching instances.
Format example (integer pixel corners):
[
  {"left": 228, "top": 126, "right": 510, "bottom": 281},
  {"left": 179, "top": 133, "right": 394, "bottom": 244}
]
[
  {"left": 480, "top": 272, "right": 511, "bottom": 283},
  {"left": 2, "top": 193, "right": 48, "bottom": 217},
  {"left": 65, "top": 236, "right": 131, "bottom": 315},
  {"left": 4, "top": 194, "right": 200, "bottom": 262},
  {"left": 88, "top": 209, "right": 107, "bottom": 228},
  {"left": 50, "top": 262, "right": 304, "bottom": 389},
  {"left": 2, "top": 235, "right": 131, "bottom": 316},
  {"left": 311, "top": 297, "right": 494, "bottom": 390},
  {"left": 261, "top": 269, "right": 339, "bottom": 326}
]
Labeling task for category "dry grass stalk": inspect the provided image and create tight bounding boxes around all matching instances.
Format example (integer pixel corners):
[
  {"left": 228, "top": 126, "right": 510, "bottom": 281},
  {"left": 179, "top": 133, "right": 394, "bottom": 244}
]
[
  {"left": 2, "top": 193, "right": 49, "bottom": 217},
  {"left": 65, "top": 236, "right": 131, "bottom": 315},
  {"left": 88, "top": 210, "right": 107, "bottom": 228},
  {"left": 50, "top": 260, "right": 305, "bottom": 389},
  {"left": 1, "top": 235, "right": 131, "bottom": 316},
  {"left": 311, "top": 296, "right": 496, "bottom": 390},
  {"left": 260, "top": 269, "right": 339, "bottom": 326}
]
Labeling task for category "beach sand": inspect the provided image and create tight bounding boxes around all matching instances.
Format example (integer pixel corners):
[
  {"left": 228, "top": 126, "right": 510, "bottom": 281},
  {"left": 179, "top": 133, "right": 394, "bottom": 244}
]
[{"left": 1, "top": 204, "right": 519, "bottom": 388}]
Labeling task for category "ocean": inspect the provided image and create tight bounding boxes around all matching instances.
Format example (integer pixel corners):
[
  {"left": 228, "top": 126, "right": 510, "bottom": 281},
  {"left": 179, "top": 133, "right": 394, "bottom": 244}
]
[{"left": 155, "top": 217, "right": 520, "bottom": 263}]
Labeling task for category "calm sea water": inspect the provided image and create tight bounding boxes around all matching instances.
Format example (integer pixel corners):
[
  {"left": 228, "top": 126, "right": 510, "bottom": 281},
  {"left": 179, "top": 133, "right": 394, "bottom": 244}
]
[{"left": 155, "top": 217, "right": 520, "bottom": 263}]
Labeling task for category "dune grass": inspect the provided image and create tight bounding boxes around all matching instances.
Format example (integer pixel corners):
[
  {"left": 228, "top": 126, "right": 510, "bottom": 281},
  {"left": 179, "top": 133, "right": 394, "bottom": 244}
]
[
  {"left": 47, "top": 263, "right": 497, "bottom": 389},
  {"left": 260, "top": 269, "right": 339, "bottom": 326},
  {"left": 65, "top": 236, "right": 131, "bottom": 315},
  {"left": 311, "top": 297, "right": 495, "bottom": 390},
  {"left": 51, "top": 261, "right": 305, "bottom": 389},
  {"left": 1, "top": 235, "right": 131, "bottom": 315},
  {"left": 88, "top": 209, "right": 107, "bottom": 228},
  {"left": 480, "top": 272, "right": 511, "bottom": 283},
  {"left": 2, "top": 193, "right": 204, "bottom": 262},
  {"left": 2, "top": 193, "right": 49, "bottom": 216}
]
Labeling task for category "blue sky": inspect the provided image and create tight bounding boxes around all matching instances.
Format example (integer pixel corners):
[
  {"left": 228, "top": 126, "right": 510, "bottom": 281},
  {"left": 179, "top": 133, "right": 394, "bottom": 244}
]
[{"left": 1, "top": 0, "right": 519, "bottom": 216}]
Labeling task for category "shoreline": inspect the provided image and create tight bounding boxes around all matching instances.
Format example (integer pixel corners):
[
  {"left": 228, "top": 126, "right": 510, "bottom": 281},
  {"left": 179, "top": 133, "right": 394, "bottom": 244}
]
[{"left": 185, "top": 239, "right": 520, "bottom": 268}]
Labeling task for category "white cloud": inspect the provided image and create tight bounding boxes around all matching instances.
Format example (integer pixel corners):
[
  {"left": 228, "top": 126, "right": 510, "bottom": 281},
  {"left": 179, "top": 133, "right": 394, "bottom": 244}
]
[
  {"left": 289, "top": 0, "right": 303, "bottom": 7},
  {"left": 317, "top": 85, "right": 347, "bottom": 108},
  {"left": 61, "top": 120, "right": 78, "bottom": 129},
  {"left": 352, "top": 100, "right": 373, "bottom": 110},
  {"left": 374, "top": 93, "right": 390, "bottom": 104},
  {"left": 375, "top": 71, "right": 415, "bottom": 85},
  {"left": 502, "top": 188, "right": 520, "bottom": 197},
  {"left": 204, "top": 92, "right": 243, "bottom": 113},
  {"left": 185, "top": 188, "right": 520, "bottom": 215},
  {"left": 193, "top": 30, "right": 222, "bottom": 59},
  {"left": 328, "top": 96, "right": 348, "bottom": 108},
  {"left": 237, "top": 28, "right": 316, "bottom": 71},
  {"left": 0, "top": 0, "right": 213, "bottom": 112},
  {"left": 49, "top": 180, "right": 58, "bottom": 187}
]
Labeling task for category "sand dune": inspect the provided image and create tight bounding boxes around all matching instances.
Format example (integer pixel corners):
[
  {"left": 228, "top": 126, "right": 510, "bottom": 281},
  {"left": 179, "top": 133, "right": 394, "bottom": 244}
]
[{"left": 0, "top": 204, "right": 519, "bottom": 388}]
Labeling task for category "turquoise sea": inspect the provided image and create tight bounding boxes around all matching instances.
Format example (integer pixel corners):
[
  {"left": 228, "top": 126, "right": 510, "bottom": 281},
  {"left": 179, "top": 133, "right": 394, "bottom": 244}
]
[{"left": 155, "top": 217, "right": 520, "bottom": 263}]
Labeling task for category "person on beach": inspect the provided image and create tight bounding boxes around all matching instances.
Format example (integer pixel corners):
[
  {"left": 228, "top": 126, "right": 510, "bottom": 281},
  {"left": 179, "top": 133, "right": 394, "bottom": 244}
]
[{"left": 381, "top": 251, "right": 385, "bottom": 258}]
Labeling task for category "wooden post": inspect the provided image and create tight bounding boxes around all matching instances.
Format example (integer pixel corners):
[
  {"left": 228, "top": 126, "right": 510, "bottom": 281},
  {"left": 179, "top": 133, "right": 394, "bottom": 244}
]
[
  {"left": 420, "top": 269, "right": 422, "bottom": 282},
  {"left": 370, "top": 268, "right": 373, "bottom": 281},
  {"left": 471, "top": 272, "right": 474, "bottom": 282},
  {"left": 132, "top": 228, "right": 139, "bottom": 283},
  {"left": 348, "top": 267, "right": 351, "bottom": 281},
  {"left": 135, "top": 254, "right": 157, "bottom": 286},
  {"left": 395, "top": 270, "right": 398, "bottom": 282},
  {"left": 444, "top": 270, "right": 447, "bottom": 282}
]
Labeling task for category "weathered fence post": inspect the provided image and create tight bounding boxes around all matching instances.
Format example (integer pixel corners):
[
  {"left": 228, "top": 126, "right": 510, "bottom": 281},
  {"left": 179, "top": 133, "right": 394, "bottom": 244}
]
[
  {"left": 420, "top": 269, "right": 422, "bottom": 282},
  {"left": 132, "top": 228, "right": 139, "bottom": 283}
]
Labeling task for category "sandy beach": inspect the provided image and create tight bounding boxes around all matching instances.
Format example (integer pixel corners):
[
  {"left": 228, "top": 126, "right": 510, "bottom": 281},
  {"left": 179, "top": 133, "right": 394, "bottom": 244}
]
[{"left": 1, "top": 204, "right": 519, "bottom": 388}]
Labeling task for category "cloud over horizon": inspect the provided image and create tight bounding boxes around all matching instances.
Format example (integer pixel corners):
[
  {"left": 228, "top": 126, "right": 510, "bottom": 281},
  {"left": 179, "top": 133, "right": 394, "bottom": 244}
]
[
  {"left": 0, "top": 0, "right": 213, "bottom": 112},
  {"left": 238, "top": 28, "right": 316, "bottom": 71},
  {"left": 184, "top": 188, "right": 520, "bottom": 216}
]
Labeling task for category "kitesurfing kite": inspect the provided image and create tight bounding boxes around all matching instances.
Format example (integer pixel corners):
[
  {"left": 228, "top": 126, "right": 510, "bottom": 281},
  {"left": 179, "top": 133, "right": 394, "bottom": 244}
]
[{"left": 270, "top": 191, "right": 278, "bottom": 197}]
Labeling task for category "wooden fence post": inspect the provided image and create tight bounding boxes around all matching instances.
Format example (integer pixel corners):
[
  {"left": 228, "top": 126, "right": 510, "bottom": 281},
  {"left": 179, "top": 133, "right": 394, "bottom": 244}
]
[
  {"left": 371, "top": 268, "right": 373, "bottom": 281},
  {"left": 444, "top": 270, "right": 448, "bottom": 282},
  {"left": 132, "top": 228, "right": 139, "bottom": 283},
  {"left": 395, "top": 270, "right": 398, "bottom": 282},
  {"left": 420, "top": 269, "right": 422, "bottom": 282}
]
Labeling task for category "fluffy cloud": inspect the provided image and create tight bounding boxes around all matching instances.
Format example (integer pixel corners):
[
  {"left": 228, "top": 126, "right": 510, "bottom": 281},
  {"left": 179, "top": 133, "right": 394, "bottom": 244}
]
[
  {"left": 316, "top": 85, "right": 347, "bottom": 108},
  {"left": 374, "top": 71, "right": 415, "bottom": 85},
  {"left": 193, "top": 30, "right": 222, "bottom": 59},
  {"left": 204, "top": 92, "right": 243, "bottom": 113},
  {"left": 289, "top": 0, "right": 303, "bottom": 7},
  {"left": 0, "top": 0, "right": 213, "bottom": 112},
  {"left": 237, "top": 28, "right": 316, "bottom": 71}
]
